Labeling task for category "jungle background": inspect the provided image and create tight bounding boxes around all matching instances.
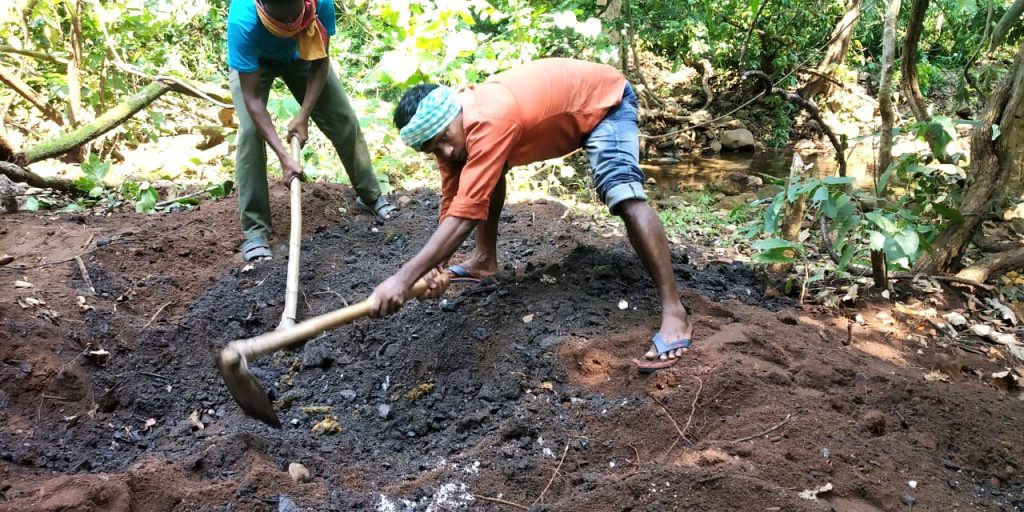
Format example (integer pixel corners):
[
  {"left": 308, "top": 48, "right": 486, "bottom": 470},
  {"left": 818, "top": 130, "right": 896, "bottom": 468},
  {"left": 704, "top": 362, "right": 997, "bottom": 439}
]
[{"left": 2, "top": 0, "right": 1024, "bottom": 511}]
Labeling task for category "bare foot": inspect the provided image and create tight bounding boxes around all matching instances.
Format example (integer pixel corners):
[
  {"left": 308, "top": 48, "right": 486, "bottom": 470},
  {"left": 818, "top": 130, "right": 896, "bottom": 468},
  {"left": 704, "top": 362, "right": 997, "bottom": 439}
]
[
  {"left": 449, "top": 249, "right": 499, "bottom": 279},
  {"left": 644, "top": 303, "right": 693, "bottom": 361}
]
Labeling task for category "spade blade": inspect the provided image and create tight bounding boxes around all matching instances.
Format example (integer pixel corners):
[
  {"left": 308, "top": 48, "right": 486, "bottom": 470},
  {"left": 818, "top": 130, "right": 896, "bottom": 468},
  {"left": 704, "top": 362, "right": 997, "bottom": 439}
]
[{"left": 216, "top": 351, "right": 282, "bottom": 428}]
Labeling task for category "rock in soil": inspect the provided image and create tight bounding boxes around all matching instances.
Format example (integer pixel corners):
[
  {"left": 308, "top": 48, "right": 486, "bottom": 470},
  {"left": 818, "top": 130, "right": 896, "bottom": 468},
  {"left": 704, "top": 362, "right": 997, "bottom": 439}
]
[{"left": 288, "top": 462, "right": 311, "bottom": 483}]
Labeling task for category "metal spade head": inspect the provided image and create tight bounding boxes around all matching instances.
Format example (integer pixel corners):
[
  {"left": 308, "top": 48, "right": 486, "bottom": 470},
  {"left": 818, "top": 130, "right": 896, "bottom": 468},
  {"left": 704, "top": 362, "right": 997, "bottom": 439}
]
[{"left": 216, "top": 347, "right": 282, "bottom": 428}]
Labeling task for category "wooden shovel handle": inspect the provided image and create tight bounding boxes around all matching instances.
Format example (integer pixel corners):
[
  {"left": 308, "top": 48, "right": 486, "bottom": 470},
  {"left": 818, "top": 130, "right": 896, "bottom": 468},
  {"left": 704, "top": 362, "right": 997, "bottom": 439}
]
[
  {"left": 232, "top": 279, "right": 431, "bottom": 360},
  {"left": 279, "top": 136, "right": 303, "bottom": 328}
]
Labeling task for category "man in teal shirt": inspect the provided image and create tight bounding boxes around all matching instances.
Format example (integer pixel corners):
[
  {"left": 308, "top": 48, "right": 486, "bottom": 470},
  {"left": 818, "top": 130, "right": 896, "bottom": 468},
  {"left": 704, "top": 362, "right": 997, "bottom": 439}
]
[{"left": 227, "top": 0, "right": 394, "bottom": 262}]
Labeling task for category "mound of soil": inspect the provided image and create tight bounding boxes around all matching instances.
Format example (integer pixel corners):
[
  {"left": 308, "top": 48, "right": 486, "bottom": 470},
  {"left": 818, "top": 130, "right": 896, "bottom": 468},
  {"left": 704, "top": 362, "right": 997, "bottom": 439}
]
[{"left": 1, "top": 184, "right": 1022, "bottom": 511}]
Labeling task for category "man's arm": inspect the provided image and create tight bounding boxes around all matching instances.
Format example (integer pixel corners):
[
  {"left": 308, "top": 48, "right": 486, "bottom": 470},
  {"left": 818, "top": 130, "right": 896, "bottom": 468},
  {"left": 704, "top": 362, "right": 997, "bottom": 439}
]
[
  {"left": 369, "top": 215, "right": 478, "bottom": 317},
  {"left": 287, "top": 56, "right": 329, "bottom": 146},
  {"left": 238, "top": 72, "right": 304, "bottom": 182}
]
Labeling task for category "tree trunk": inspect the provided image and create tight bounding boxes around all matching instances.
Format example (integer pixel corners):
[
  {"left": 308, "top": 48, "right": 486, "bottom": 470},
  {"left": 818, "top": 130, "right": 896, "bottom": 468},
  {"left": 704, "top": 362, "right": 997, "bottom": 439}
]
[
  {"left": 598, "top": 0, "right": 627, "bottom": 73},
  {"left": 878, "top": 0, "right": 900, "bottom": 177},
  {"left": 989, "top": 0, "right": 1024, "bottom": 54},
  {"left": 623, "top": 0, "right": 662, "bottom": 108},
  {"left": 20, "top": 81, "right": 172, "bottom": 164},
  {"left": 781, "top": 153, "right": 809, "bottom": 244},
  {"left": 915, "top": 43, "right": 1024, "bottom": 274},
  {"left": 0, "top": 64, "right": 64, "bottom": 125},
  {"left": 799, "top": 0, "right": 863, "bottom": 100},
  {"left": 957, "top": 247, "right": 1024, "bottom": 283},
  {"left": 65, "top": 0, "right": 84, "bottom": 127},
  {"left": 874, "top": 0, "right": 902, "bottom": 288},
  {"left": 771, "top": 153, "right": 809, "bottom": 274},
  {"left": 902, "top": 0, "right": 931, "bottom": 123}
]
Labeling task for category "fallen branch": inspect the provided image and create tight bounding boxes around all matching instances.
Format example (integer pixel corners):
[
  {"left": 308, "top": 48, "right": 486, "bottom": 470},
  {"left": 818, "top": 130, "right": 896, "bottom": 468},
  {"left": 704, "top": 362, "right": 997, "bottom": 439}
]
[
  {"left": 0, "top": 161, "right": 78, "bottom": 195},
  {"left": 744, "top": 70, "right": 847, "bottom": 177},
  {"left": 74, "top": 256, "right": 95, "bottom": 295},
  {"left": 972, "top": 230, "right": 1022, "bottom": 253},
  {"left": 681, "top": 376, "right": 704, "bottom": 442},
  {"left": 955, "top": 247, "right": 1024, "bottom": 284},
  {"left": 143, "top": 302, "right": 173, "bottom": 329},
  {"left": 533, "top": 442, "right": 570, "bottom": 506},
  {"left": 890, "top": 272, "right": 995, "bottom": 292},
  {"left": 471, "top": 494, "right": 528, "bottom": 510},
  {"left": 734, "top": 414, "right": 792, "bottom": 442},
  {"left": 648, "top": 392, "right": 687, "bottom": 440},
  {"left": 154, "top": 182, "right": 227, "bottom": 208}
]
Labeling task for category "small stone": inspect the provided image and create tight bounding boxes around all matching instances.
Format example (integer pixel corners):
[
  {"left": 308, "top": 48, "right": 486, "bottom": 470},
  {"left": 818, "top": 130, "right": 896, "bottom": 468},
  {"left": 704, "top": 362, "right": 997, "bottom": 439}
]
[
  {"left": 900, "top": 494, "right": 916, "bottom": 507},
  {"left": 377, "top": 404, "right": 391, "bottom": 419},
  {"left": 944, "top": 312, "right": 968, "bottom": 327},
  {"left": 720, "top": 128, "right": 755, "bottom": 150},
  {"left": 288, "top": 462, "right": 311, "bottom": 483},
  {"left": 301, "top": 341, "right": 334, "bottom": 369},
  {"left": 344, "top": 255, "right": 357, "bottom": 264},
  {"left": 278, "top": 495, "right": 301, "bottom": 512},
  {"left": 340, "top": 389, "right": 357, "bottom": 401}
]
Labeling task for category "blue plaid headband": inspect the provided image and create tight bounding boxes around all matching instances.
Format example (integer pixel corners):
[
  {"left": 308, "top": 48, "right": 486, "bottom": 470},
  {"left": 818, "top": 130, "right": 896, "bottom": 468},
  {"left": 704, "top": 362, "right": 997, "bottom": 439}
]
[{"left": 399, "top": 86, "right": 461, "bottom": 151}]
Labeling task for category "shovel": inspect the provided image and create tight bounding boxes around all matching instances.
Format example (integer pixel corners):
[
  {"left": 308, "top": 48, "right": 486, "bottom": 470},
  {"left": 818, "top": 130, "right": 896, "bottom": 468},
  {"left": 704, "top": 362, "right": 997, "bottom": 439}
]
[
  {"left": 278, "top": 136, "right": 303, "bottom": 331},
  {"left": 217, "top": 279, "right": 430, "bottom": 428}
]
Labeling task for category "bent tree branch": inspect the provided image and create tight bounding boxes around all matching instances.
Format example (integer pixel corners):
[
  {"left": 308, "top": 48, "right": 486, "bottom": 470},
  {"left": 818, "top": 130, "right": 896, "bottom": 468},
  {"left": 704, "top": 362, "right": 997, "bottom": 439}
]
[
  {"left": 0, "top": 64, "right": 64, "bottom": 125},
  {"left": 21, "top": 81, "right": 173, "bottom": 164},
  {"left": 744, "top": 70, "right": 847, "bottom": 177},
  {"left": 989, "top": 0, "right": 1024, "bottom": 54}
]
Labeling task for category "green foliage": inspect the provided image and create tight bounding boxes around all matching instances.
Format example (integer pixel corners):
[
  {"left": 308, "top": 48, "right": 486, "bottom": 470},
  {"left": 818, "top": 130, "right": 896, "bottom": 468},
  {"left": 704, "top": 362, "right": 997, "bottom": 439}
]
[
  {"left": 633, "top": 0, "right": 846, "bottom": 76},
  {"left": 745, "top": 125, "right": 969, "bottom": 274},
  {"left": 74, "top": 154, "right": 112, "bottom": 195}
]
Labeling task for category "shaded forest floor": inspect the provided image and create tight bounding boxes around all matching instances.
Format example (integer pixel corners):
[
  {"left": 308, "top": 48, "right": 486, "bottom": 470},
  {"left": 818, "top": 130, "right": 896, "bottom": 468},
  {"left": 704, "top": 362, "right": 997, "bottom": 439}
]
[{"left": 1, "top": 184, "right": 1022, "bottom": 511}]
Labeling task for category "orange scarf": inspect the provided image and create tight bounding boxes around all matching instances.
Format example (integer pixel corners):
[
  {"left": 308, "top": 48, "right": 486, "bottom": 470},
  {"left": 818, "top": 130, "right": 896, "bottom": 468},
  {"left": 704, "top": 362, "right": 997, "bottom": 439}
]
[{"left": 255, "top": 0, "right": 328, "bottom": 61}]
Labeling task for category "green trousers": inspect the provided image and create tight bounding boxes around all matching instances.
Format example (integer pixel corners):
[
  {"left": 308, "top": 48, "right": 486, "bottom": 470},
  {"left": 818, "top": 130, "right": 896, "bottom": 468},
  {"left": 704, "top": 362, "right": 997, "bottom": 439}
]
[{"left": 229, "top": 61, "right": 381, "bottom": 241}]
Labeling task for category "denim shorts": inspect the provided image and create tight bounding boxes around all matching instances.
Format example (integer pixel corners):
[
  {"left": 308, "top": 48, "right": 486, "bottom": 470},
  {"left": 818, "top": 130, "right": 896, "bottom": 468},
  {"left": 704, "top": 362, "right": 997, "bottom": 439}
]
[{"left": 582, "top": 82, "right": 646, "bottom": 214}]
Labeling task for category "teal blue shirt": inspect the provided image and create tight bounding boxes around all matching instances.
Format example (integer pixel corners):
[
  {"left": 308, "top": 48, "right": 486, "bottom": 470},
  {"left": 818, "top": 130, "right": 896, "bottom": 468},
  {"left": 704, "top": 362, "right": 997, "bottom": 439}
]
[{"left": 226, "top": 0, "right": 336, "bottom": 73}]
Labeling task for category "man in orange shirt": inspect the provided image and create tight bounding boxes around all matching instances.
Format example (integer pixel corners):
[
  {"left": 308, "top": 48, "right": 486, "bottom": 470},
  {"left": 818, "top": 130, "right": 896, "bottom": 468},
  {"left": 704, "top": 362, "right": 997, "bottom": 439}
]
[{"left": 369, "top": 58, "right": 693, "bottom": 372}]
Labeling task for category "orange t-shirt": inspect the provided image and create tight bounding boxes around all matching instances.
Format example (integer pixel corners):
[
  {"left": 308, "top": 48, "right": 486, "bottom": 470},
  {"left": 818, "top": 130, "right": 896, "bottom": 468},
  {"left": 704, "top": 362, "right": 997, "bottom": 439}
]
[{"left": 438, "top": 58, "right": 627, "bottom": 221}]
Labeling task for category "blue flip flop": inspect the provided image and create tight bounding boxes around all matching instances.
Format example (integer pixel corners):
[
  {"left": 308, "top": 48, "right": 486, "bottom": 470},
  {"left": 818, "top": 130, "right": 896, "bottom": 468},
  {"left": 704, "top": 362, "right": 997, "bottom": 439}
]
[
  {"left": 446, "top": 264, "right": 482, "bottom": 283},
  {"left": 633, "top": 333, "right": 691, "bottom": 373}
]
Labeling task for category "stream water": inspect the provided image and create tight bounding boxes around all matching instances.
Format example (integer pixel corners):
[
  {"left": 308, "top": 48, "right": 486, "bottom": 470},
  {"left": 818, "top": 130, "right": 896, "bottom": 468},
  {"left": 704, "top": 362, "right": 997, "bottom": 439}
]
[{"left": 642, "top": 144, "right": 878, "bottom": 194}]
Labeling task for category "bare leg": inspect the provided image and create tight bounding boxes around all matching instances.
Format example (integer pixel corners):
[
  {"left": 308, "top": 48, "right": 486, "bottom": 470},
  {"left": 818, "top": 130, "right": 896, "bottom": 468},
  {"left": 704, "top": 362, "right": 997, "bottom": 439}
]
[
  {"left": 452, "top": 173, "right": 505, "bottom": 277},
  {"left": 617, "top": 199, "right": 692, "bottom": 360}
]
